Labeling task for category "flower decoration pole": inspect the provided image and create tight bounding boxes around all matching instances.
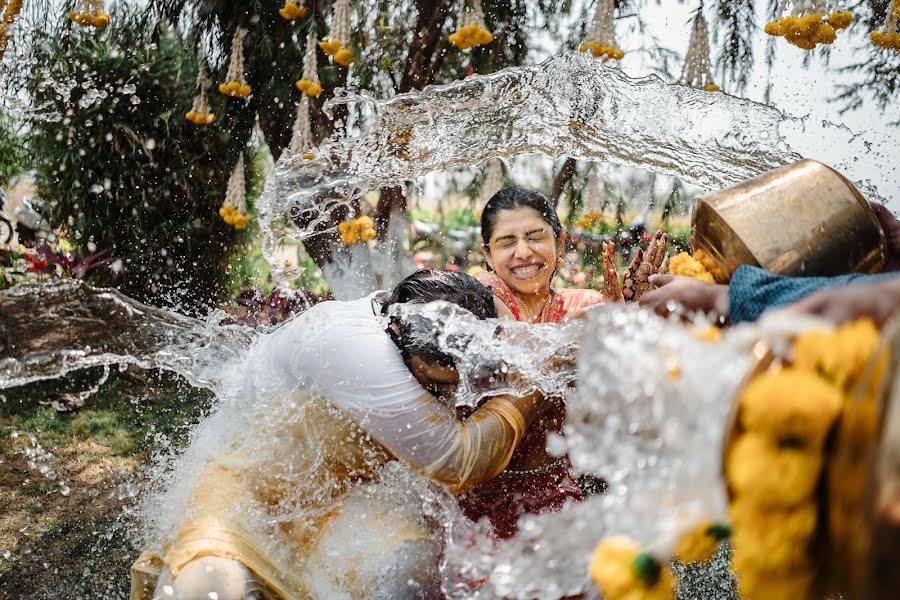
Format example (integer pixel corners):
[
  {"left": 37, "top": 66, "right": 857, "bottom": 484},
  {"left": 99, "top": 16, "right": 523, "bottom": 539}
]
[
  {"left": 579, "top": 0, "right": 624, "bottom": 61},
  {"left": 67, "top": 0, "right": 110, "bottom": 28},
  {"left": 681, "top": 8, "right": 719, "bottom": 92},
  {"left": 220, "top": 155, "right": 251, "bottom": 230},
  {"left": 0, "top": 0, "right": 24, "bottom": 60},
  {"left": 186, "top": 65, "right": 216, "bottom": 125},
  {"left": 320, "top": 0, "right": 356, "bottom": 66},
  {"left": 296, "top": 30, "right": 323, "bottom": 97},
  {"left": 279, "top": 1, "right": 307, "bottom": 21},
  {"left": 764, "top": 0, "right": 853, "bottom": 50},
  {"left": 219, "top": 27, "right": 252, "bottom": 98},
  {"left": 449, "top": 0, "right": 494, "bottom": 50},
  {"left": 288, "top": 95, "right": 315, "bottom": 159},
  {"left": 872, "top": 0, "right": 900, "bottom": 50}
]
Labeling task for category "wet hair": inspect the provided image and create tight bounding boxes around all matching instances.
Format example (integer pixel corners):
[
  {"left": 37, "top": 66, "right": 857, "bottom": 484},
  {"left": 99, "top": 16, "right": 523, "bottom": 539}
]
[
  {"left": 381, "top": 269, "right": 497, "bottom": 366},
  {"left": 480, "top": 185, "right": 564, "bottom": 247}
]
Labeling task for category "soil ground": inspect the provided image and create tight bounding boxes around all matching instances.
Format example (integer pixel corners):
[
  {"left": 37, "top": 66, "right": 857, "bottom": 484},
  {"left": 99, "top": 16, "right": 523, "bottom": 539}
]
[{"left": 0, "top": 369, "right": 212, "bottom": 599}]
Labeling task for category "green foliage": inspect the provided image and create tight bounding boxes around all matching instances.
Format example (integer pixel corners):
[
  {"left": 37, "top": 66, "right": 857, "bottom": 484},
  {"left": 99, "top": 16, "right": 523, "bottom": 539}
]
[
  {"left": 0, "top": 108, "right": 29, "bottom": 187},
  {"left": 25, "top": 8, "right": 249, "bottom": 313}
]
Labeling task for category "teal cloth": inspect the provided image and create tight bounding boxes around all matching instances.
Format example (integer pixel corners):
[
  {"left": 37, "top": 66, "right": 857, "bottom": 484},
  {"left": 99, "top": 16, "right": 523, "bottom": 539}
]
[{"left": 728, "top": 265, "right": 899, "bottom": 323}]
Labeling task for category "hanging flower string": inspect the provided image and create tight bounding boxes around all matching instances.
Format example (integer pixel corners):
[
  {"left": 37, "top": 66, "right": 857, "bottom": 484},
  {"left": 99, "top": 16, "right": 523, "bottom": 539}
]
[
  {"left": 279, "top": 1, "right": 307, "bottom": 21},
  {"left": 764, "top": 1, "right": 852, "bottom": 50},
  {"left": 449, "top": 0, "right": 494, "bottom": 50},
  {"left": 296, "top": 30, "right": 323, "bottom": 96},
  {"left": 67, "top": 0, "right": 109, "bottom": 28},
  {"left": 872, "top": 0, "right": 900, "bottom": 50},
  {"left": 338, "top": 216, "right": 376, "bottom": 244},
  {"left": 220, "top": 155, "right": 251, "bottom": 230},
  {"left": 681, "top": 10, "right": 719, "bottom": 92},
  {"left": 186, "top": 65, "right": 216, "bottom": 125},
  {"left": 479, "top": 159, "right": 504, "bottom": 205},
  {"left": 288, "top": 95, "right": 315, "bottom": 159},
  {"left": 319, "top": 0, "right": 355, "bottom": 66},
  {"left": 0, "top": 0, "right": 24, "bottom": 60},
  {"left": 580, "top": 0, "right": 624, "bottom": 61},
  {"left": 219, "top": 27, "right": 252, "bottom": 98}
]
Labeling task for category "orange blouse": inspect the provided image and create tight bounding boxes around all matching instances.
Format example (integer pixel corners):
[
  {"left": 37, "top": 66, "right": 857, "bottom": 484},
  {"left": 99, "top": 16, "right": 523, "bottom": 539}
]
[{"left": 474, "top": 271, "right": 604, "bottom": 323}]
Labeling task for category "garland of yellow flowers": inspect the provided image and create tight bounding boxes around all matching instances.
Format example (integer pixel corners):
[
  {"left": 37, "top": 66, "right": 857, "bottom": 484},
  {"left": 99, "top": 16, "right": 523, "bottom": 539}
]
[
  {"left": 320, "top": 0, "right": 355, "bottom": 66},
  {"left": 279, "top": 1, "right": 307, "bottom": 21},
  {"left": 185, "top": 64, "right": 216, "bottom": 125},
  {"left": 338, "top": 216, "right": 375, "bottom": 244},
  {"left": 668, "top": 250, "right": 716, "bottom": 284},
  {"left": 0, "top": 0, "right": 24, "bottom": 60},
  {"left": 288, "top": 95, "right": 315, "bottom": 159},
  {"left": 764, "top": 1, "right": 852, "bottom": 50},
  {"left": 296, "top": 30, "right": 323, "bottom": 97},
  {"left": 220, "top": 27, "right": 252, "bottom": 98},
  {"left": 449, "top": 0, "right": 494, "bottom": 50},
  {"left": 726, "top": 319, "right": 881, "bottom": 599},
  {"left": 871, "top": 0, "right": 900, "bottom": 50},
  {"left": 220, "top": 155, "right": 251, "bottom": 230},
  {"left": 681, "top": 9, "right": 719, "bottom": 92},
  {"left": 67, "top": 0, "right": 109, "bottom": 28},
  {"left": 579, "top": 0, "right": 624, "bottom": 61}
]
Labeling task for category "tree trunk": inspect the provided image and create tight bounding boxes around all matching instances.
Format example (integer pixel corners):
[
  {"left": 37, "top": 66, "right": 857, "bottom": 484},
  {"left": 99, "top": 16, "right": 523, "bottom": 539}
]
[{"left": 550, "top": 158, "right": 577, "bottom": 207}]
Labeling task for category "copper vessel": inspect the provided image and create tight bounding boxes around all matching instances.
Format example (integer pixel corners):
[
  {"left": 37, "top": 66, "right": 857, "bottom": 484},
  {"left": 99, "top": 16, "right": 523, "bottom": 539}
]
[{"left": 691, "top": 159, "right": 887, "bottom": 283}]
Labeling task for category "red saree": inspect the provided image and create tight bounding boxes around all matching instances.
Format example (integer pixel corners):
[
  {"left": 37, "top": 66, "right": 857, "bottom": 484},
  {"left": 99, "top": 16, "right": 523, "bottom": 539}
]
[{"left": 460, "top": 273, "right": 605, "bottom": 538}]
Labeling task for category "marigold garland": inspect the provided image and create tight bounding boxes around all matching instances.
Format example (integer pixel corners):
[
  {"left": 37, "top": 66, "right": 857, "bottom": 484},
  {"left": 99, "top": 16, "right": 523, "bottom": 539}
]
[
  {"left": 668, "top": 252, "right": 715, "bottom": 284},
  {"left": 764, "top": 2, "right": 851, "bottom": 50},
  {"left": 296, "top": 30, "right": 323, "bottom": 96},
  {"left": 220, "top": 155, "right": 251, "bottom": 230},
  {"left": 319, "top": 0, "right": 356, "bottom": 66},
  {"left": 725, "top": 318, "right": 882, "bottom": 600},
  {"left": 871, "top": 0, "right": 900, "bottom": 49},
  {"left": 186, "top": 64, "right": 216, "bottom": 125},
  {"left": 577, "top": 211, "right": 605, "bottom": 229},
  {"left": 579, "top": 0, "right": 623, "bottom": 61},
  {"left": 589, "top": 536, "right": 676, "bottom": 600},
  {"left": 67, "top": 0, "right": 109, "bottom": 29},
  {"left": 279, "top": 1, "right": 306, "bottom": 21},
  {"left": 288, "top": 95, "right": 314, "bottom": 157},
  {"left": 449, "top": 0, "right": 493, "bottom": 50},
  {"left": 0, "top": 0, "right": 24, "bottom": 59},
  {"left": 219, "top": 27, "right": 252, "bottom": 98},
  {"left": 338, "top": 216, "right": 376, "bottom": 244}
]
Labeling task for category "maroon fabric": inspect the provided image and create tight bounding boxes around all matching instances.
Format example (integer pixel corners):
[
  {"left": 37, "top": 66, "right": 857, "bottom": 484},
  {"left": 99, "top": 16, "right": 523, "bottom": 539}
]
[{"left": 458, "top": 457, "right": 582, "bottom": 539}]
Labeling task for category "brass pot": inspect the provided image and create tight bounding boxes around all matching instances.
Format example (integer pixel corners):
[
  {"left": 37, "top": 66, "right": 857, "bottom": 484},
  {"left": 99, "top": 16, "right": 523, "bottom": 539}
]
[{"left": 691, "top": 159, "right": 887, "bottom": 283}]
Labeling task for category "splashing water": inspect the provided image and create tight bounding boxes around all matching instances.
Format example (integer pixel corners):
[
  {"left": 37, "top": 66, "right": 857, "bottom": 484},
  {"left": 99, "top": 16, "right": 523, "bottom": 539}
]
[
  {"left": 0, "top": 279, "right": 254, "bottom": 390},
  {"left": 257, "top": 51, "right": 888, "bottom": 295}
]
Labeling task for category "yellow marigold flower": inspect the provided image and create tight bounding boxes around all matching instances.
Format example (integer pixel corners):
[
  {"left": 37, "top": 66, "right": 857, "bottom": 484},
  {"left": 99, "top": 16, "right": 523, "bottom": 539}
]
[
  {"left": 729, "top": 499, "right": 816, "bottom": 573},
  {"left": 739, "top": 368, "right": 843, "bottom": 451},
  {"left": 319, "top": 39, "right": 342, "bottom": 56},
  {"left": 185, "top": 111, "right": 216, "bottom": 125},
  {"left": 872, "top": 30, "right": 900, "bottom": 50},
  {"left": 793, "top": 318, "right": 880, "bottom": 390},
  {"left": 333, "top": 47, "right": 356, "bottom": 66},
  {"left": 588, "top": 536, "right": 676, "bottom": 600},
  {"left": 450, "top": 23, "right": 494, "bottom": 49},
  {"left": 673, "top": 521, "right": 730, "bottom": 564},
  {"left": 811, "top": 22, "right": 837, "bottom": 44},
  {"left": 295, "top": 79, "right": 312, "bottom": 93},
  {"left": 279, "top": 2, "right": 307, "bottom": 21},
  {"left": 669, "top": 252, "right": 715, "bottom": 284},
  {"left": 302, "top": 152, "right": 315, "bottom": 160},
  {"left": 726, "top": 433, "right": 823, "bottom": 508},
  {"left": 764, "top": 21, "right": 782, "bottom": 36},
  {"left": 827, "top": 11, "right": 853, "bottom": 29},
  {"left": 579, "top": 41, "right": 624, "bottom": 61},
  {"left": 92, "top": 13, "right": 110, "bottom": 28},
  {"left": 360, "top": 227, "right": 376, "bottom": 242},
  {"left": 219, "top": 81, "right": 251, "bottom": 97},
  {"left": 692, "top": 325, "right": 721, "bottom": 342},
  {"left": 701, "top": 83, "right": 720, "bottom": 92},
  {"left": 296, "top": 79, "right": 324, "bottom": 96}
]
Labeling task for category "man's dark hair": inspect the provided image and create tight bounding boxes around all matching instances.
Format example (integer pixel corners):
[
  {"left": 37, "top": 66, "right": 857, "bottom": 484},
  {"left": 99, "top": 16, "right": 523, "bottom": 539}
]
[{"left": 382, "top": 269, "right": 497, "bottom": 366}]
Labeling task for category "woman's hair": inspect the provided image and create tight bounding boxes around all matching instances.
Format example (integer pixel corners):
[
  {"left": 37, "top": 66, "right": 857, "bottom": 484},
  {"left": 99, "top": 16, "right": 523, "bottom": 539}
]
[
  {"left": 381, "top": 269, "right": 497, "bottom": 366},
  {"left": 480, "top": 185, "right": 563, "bottom": 246}
]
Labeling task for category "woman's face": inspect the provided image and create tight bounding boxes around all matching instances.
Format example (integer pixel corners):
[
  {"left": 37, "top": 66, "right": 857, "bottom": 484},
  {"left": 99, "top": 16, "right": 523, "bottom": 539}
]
[{"left": 481, "top": 206, "right": 565, "bottom": 296}]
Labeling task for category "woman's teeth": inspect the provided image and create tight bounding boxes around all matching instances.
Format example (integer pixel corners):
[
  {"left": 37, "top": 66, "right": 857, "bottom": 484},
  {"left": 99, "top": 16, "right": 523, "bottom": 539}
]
[{"left": 510, "top": 264, "right": 544, "bottom": 278}]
